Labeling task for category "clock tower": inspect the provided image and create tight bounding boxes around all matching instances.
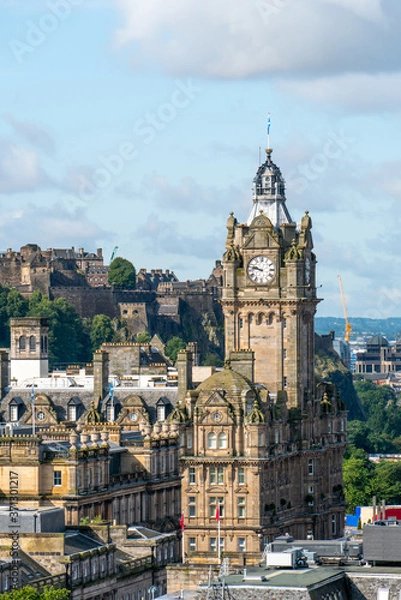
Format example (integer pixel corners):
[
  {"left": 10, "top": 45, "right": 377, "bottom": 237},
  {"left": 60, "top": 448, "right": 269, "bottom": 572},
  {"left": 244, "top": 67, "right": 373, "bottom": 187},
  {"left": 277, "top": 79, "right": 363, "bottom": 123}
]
[{"left": 222, "top": 148, "right": 318, "bottom": 409}]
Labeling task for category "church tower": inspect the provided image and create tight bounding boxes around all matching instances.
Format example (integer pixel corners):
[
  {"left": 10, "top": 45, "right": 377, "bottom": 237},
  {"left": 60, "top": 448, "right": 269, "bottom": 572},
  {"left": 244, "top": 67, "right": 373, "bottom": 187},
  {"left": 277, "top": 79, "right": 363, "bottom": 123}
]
[{"left": 222, "top": 148, "right": 317, "bottom": 409}]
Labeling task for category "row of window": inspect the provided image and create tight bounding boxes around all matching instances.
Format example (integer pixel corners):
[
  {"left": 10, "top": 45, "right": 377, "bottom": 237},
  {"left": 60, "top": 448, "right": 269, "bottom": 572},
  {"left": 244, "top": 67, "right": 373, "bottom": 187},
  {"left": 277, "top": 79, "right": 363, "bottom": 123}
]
[
  {"left": 17, "top": 335, "right": 48, "bottom": 353},
  {"left": 189, "top": 466, "right": 245, "bottom": 486},
  {"left": 187, "top": 496, "right": 246, "bottom": 518},
  {"left": 207, "top": 432, "right": 227, "bottom": 449},
  {"left": 188, "top": 537, "right": 246, "bottom": 553}
]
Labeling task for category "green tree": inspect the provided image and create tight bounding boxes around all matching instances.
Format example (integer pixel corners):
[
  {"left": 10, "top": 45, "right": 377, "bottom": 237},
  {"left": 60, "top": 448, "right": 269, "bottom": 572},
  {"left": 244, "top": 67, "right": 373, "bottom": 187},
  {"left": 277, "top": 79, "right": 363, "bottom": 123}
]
[
  {"left": 89, "top": 314, "right": 114, "bottom": 351},
  {"left": 371, "top": 461, "right": 401, "bottom": 505},
  {"left": 136, "top": 331, "right": 151, "bottom": 344},
  {"left": 108, "top": 257, "right": 136, "bottom": 289},
  {"left": 203, "top": 352, "right": 223, "bottom": 367},
  {"left": 0, "top": 586, "right": 69, "bottom": 599},
  {"left": 6, "top": 289, "right": 29, "bottom": 318},
  {"left": 28, "top": 293, "right": 91, "bottom": 368},
  {"left": 165, "top": 336, "right": 186, "bottom": 363},
  {"left": 0, "top": 286, "right": 29, "bottom": 346},
  {"left": 343, "top": 450, "right": 374, "bottom": 512}
]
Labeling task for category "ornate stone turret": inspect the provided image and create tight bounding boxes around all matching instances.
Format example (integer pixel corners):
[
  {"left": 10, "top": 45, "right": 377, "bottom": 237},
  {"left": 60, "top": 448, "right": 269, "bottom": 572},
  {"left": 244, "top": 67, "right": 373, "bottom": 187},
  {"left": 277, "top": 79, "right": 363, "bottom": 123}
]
[{"left": 248, "top": 148, "right": 293, "bottom": 227}]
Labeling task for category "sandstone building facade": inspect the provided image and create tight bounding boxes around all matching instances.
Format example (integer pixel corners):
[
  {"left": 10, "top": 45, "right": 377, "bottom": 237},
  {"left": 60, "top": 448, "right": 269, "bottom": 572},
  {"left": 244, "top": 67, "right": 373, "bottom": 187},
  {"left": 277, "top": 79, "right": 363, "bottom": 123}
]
[{"left": 172, "top": 148, "right": 347, "bottom": 564}]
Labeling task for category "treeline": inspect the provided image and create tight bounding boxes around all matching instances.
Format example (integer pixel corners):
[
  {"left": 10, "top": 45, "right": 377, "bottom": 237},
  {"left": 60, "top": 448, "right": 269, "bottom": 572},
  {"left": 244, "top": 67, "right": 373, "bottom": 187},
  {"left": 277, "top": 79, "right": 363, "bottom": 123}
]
[
  {"left": 344, "top": 379, "right": 401, "bottom": 512},
  {"left": 0, "top": 285, "right": 212, "bottom": 369},
  {"left": 0, "top": 286, "right": 115, "bottom": 368}
]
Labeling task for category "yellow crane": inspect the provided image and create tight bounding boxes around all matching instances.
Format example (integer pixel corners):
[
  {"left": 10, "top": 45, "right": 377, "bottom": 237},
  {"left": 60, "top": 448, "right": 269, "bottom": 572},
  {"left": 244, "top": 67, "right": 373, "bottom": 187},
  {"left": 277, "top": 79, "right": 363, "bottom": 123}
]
[{"left": 337, "top": 275, "right": 352, "bottom": 342}]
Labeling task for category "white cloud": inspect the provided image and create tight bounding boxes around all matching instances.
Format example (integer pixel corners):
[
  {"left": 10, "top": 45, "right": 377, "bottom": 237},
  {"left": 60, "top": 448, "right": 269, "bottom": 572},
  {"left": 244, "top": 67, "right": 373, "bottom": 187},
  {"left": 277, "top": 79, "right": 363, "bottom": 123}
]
[
  {"left": 142, "top": 172, "right": 246, "bottom": 215},
  {"left": 114, "top": 0, "right": 398, "bottom": 79},
  {"left": 277, "top": 73, "right": 401, "bottom": 112},
  {"left": 0, "top": 138, "right": 50, "bottom": 194},
  {"left": 0, "top": 203, "right": 107, "bottom": 249},
  {"left": 3, "top": 114, "right": 56, "bottom": 156},
  {"left": 135, "top": 213, "right": 223, "bottom": 260}
]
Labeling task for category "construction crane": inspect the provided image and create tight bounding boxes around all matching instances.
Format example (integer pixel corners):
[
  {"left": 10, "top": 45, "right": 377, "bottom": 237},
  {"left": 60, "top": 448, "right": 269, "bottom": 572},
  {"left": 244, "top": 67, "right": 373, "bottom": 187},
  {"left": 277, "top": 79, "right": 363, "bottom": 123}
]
[
  {"left": 110, "top": 246, "right": 118, "bottom": 263},
  {"left": 337, "top": 275, "right": 352, "bottom": 342}
]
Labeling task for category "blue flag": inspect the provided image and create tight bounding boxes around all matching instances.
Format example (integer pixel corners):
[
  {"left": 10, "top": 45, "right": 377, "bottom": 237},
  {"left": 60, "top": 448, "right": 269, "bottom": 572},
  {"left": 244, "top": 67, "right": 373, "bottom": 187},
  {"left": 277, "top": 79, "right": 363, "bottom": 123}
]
[
  {"left": 267, "top": 114, "right": 271, "bottom": 135},
  {"left": 31, "top": 386, "right": 35, "bottom": 404}
]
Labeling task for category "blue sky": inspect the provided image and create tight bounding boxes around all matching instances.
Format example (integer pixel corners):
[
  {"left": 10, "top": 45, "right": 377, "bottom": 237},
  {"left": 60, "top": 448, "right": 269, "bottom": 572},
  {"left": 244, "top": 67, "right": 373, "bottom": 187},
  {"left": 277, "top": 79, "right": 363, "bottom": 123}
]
[{"left": 1, "top": 0, "right": 401, "bottom": 318}]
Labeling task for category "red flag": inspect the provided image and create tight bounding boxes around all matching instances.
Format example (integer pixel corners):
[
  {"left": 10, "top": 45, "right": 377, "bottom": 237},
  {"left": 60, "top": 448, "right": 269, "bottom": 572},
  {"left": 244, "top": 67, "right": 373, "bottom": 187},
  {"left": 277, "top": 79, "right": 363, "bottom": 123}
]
[
  {"left": 179, "top": 512, "right": 185, "bottom": 532},
  {"left": 215, "top": 503, "right": 220, "bottom": 522}
]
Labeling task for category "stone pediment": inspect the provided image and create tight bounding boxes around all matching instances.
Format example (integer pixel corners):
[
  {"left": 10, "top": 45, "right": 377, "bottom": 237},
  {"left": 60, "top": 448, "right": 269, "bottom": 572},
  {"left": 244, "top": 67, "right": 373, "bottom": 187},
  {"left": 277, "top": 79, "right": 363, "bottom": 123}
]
[
  {"left": 243, "top": 230, "right": 280, "bottom": 250},
  {"left": 20, "top": 397, "right": 58, "bottom": 426},
  {"left": 204, "top": 390, "right": 227, "bottom": 408},
  {"left": 206, "top": 485, "right": 226, "bottom": 494}
]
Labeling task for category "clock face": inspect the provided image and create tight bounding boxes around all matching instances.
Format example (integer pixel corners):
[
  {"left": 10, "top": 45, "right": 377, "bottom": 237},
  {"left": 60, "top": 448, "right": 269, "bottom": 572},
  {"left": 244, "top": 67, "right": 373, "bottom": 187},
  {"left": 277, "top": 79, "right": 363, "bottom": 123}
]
[
  {"left": 305, "top": 257, "right": 311, "bottom": 283},
  {"left": 247, "top": 256, "right": 275, "bottom": 284}
]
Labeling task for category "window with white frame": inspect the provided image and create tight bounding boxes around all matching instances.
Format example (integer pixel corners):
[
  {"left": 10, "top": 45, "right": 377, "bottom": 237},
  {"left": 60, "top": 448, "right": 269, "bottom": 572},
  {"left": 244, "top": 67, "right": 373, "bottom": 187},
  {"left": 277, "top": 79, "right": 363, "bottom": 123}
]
[
  {"left": 10, "top": 404, "right": 18, "bottom": 422},
  {"left": 209, "top": 467, "right": 224, "bottom": 485},
  {"left": 218, "top": 432, "right": 227, "bottom": 449},
  {"left": 208, "top": 432, "right": 217, "bottom": 449},
  {"left": 238, "top": 538, "right": 246, "bottom": 552},
  {"left": 188, "top": 497, "right": 196, "bottom": 517},
  {"left": 238, "top": 497, "right": 246, "bottom": 518},
  {"left": 308, "top": 459, "right": 314, "bottom": 475},
  {"left": 68, "top": 403, "right": 77, "bottom": 421},
  {"left": 209, "top": 497, "right": 224, "bottom": 518},
  {"left": 157, "top": 405, "right": 166, "bottom": 422},
  {"left": 187, "top": 431, "right": 193, "bottom": 449},
  {"left": 53, "top": 471, "right": 62, "bottom": 486},
  {"left": 210, "top": 537, "right": 217, "bottom": 552},
  {"left": 106, "top": 403, "right": 115, "bottom": 422},
  {"left": 189, "top": 467, "right": 196, "bottom": 485},
  {"left": 238, "top": 467, "right": 245, "bottom": 485},
  {"left": 189, "top": 537, "right": 196, "bottom": 552}
]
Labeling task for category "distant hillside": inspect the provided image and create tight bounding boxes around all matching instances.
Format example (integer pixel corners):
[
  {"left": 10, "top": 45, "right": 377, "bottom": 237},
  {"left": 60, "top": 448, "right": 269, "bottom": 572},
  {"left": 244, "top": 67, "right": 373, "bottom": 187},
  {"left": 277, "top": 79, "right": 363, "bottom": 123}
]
[{"left": 315, "top": 317, "right": 401, "bottom": 340}]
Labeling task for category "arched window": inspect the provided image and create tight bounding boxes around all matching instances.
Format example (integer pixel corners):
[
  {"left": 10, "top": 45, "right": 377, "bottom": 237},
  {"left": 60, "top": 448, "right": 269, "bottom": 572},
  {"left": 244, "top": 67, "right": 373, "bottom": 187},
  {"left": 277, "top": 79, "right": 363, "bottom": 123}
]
[
  {"left": 208, "top": 432, "right": 217, "bottom": 449},
  {"left": 218, "top": 432, "right": 227, "bottom": 449},
  {"left": 19, "top": 336, "right": 26, "bottom": 351},
  {"left": 257, "top": 313, "right": 264, "bottom": 326},
  {"left": 29, "top": 336, "right": 36, "bottom": 351},
  {"left": 268, "top": 312, "right": 274, "bottom": 325}
]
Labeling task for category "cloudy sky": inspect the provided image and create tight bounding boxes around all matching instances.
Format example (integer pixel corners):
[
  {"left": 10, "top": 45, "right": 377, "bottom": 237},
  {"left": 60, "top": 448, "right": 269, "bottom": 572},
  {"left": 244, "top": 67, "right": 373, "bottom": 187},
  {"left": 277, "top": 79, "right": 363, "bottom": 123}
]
[{"left": 1, "top": 0, "right": 401, "bottom": 318}]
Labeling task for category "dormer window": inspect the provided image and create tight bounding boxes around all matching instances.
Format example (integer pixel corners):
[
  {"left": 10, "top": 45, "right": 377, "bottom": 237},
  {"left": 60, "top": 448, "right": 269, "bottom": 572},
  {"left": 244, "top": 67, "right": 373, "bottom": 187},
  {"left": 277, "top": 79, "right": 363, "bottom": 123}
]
[
  {"left": 9, "top": 398, "right": 23, "bottom": 422},
  {"left": 157, "top": 405, "right": 165, "bottom": 422},
  {"left": 156, "top": 397, "right": 170, "bottom": 422},
  {"left": 10, "top": 404, "right": 18, "bottom": 422},
  {"left": 67, "top": 397, "right": 82, "bottom": 422}
]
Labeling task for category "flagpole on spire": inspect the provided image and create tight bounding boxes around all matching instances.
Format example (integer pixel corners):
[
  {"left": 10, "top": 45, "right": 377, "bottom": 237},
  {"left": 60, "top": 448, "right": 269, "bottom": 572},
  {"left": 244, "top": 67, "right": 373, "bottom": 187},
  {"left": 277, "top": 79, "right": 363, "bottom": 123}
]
[
  {"left": 216, "top": 502, "right": 221, "bottom": 563},
  {"left": 31, "top": 386, "right": 35, "bottom": 436},
  {"left": 180, "top": 511, "right": 185, "bottom": 564},
  {"left": 267, "top": 113, "right": 271, "bottom": 151}
]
